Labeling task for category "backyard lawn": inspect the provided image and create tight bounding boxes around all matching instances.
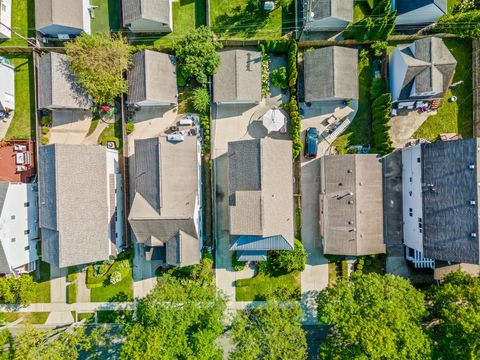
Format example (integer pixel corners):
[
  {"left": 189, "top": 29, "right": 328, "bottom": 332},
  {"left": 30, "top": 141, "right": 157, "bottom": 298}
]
[
  {"left": 4, "top": 56, "right": 35, "bottom": 140},
  {"left": 90, "top": 0, "right": 121, "bottom": 33},
  {"left": 333, "top": 55, "right": 373, "bottom": 153},
  {"left": 131, "top": 0, "right": 206, "bottom": 49},
  {"left": 235, "top": 269, "right": 301, "bottom": 301},
  {"left": 413, "top": 39, "right": 473, "bottom": 140},
  {"left": 210, "top": 0, "right": 282, "bottom": 40},
  {"left": 32, "top": 261, "right": 51, "bottom": 303},
  {"left": 0, "top": 0, "right": 35, "bottom": 47}
]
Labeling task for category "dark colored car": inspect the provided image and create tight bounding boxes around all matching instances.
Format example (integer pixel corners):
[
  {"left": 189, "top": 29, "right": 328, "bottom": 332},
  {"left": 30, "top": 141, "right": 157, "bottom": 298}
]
[{"left": 304, "top": 127, "right": 319, "bottom": 158}]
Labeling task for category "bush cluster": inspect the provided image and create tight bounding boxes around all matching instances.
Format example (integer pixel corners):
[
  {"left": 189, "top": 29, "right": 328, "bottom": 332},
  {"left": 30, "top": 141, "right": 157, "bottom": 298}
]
[
  {"left": 341, "top": 261, "right": 348, "bottom": 280},
  {"left": 232, "top": 252, "right": 246, "bottom": 272},
  {"left": 270, "top": 67, "right": 288, "bottom": 90},
  {"left": 110, "top": 271, "right": 122, "bottom": 285},
  {"left": 125, "top": 122, "right": 135, "bottom": 135},
  {"left": 199, "top": 115, "right": 210, "bottom": 154},
  {"left": 0, "top": 275, "right": 36, "bottom": 306},
  {"left": 435, "top": 10, "right": 480, "bottom": 38},
  {"left": 371, "top": 93, "right": 394, "bottom": 155},
  {"left": 270, "top": 240, "right": 307, "bottom": 273}
]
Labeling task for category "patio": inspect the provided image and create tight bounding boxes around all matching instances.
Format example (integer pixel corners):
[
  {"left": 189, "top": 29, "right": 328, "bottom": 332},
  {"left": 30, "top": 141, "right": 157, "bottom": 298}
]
[{"left": 0, "top": 140, "right": 35, "bottom": 182}]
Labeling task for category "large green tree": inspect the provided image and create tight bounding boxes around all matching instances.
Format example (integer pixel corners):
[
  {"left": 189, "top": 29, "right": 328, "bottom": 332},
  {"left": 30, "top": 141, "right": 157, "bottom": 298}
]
[
  {"left": 174, "top": 26, "right": 221, "bottom": 85},
  {"left": 428, "top": 271, "right": 480, "bottom": 359},
  {"left": 317, "top": 273, "right": 431, "bottom": 359},
  {"left": 0, "top": 275, "right": 36, "bottom": 306},
  {"left": 229, "top": 302, "right": 307, "bottom": 360},
  {"left": 65, "top": 33, "right": 133, "bottom": 104},
  {"left": 121, "top": 256, "right": 226, "bottom": 360}
]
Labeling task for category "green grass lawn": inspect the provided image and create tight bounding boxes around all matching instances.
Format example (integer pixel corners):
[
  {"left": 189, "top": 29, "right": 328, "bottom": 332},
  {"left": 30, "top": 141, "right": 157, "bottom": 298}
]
[
  {"left": 210, "top": 0, "right": 282, "bottom": 40},
  {"left": 77, "top": 312, "right": 95, "bottom": 323},
  {"left": 90, "top": 0, "right": 121, "bottom": 33},
  {"left": 131, "top": 0, "right": 206, "bottom": 49},
  {"left": 0, "top": 312, "right": 49, "bottom": 324},
  {"left": 353, "top": 0, "right": 371, "bottom": 22},
  {"left": 235, "top": 270, "right": 301, "bottom": 301},
  {"left": 0, "top": 0, "right": 35, "bottom": 47},
  {"left": 333, "top": 55, "right": 373, "bottom": 153},
  {"left": 4, "top": 56, "right": 35, "bottom": 140},
  {"left": 413, "top": 39, "right": 473, "bottom": 140},
  {"left": 32, "top": 261, "right": 51, "bottom": 303},
  {"left": 89, "top": 257, "right": 134, "bottom": 302}
]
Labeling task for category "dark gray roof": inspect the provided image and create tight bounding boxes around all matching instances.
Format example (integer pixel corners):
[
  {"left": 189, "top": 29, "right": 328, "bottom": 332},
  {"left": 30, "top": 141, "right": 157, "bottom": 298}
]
[
  {"left": 128, "top": 137, "right": 200, "bottom": 267},
  {"left": 122, "top": 0, "right": 170, "bottom": 27},
  {"left": 304, "top": 47, "right": 359, "bottom": 101},
  {"left": 228, "top": 139, "right": 294, "bottom": 251},
  {"left": 0, "top": 183, "right": 10, "bottom": 273},
  {"left": 421, "top": 139, "right": 480, "bottom": 264},
  {"left": 213, "top": 48, "right": 262, "bottom": 103},
  {"left": 320, "top": 155, "right": 385, "bottom": 256},
  {"left": 394, "top": 0, "right": 447, "bottom": 15},
  {"left": 394, "top": 37, "right": 456, "bottom": 101},
  {"left": 35, "top": 0, "right": 85, "bottom": 33},
  {"left": 38, "top": 52, "right": 91, "bottom": 110},
  {"left": 127, "top": 50, "right": 178, "bottom": 106},
  {"left": 237, "top": 251, "right": 267, "bottom": 262},
  {"left": 39, "top": 144, "right": 111, "bottom": 268},
  {"left": 307, "top": 0, "right": 353, "bottom": 22}
]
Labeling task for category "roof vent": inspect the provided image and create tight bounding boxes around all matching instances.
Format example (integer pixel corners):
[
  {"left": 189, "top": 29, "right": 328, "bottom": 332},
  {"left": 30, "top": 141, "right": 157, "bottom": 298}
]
[
  {"left": 469, "top": 164, "right": 475, "bottom": 169},
  {"left": 348, "top": 200, "right": 354, "bottom": 205},
  {"left": 348, "top": 221, "right": 353, "bottom": 225},
  {"left": 338, "top": 182, "right": 343, "bottom": 186},
  {"left": 471, "top": 233, "right": 477, "bottom": 238},
  {"left": 347, "top": 169, "right": 352, "bottom": 173},
  {"left": 470, "top": 200, "right": 476, "bottom": 205}
]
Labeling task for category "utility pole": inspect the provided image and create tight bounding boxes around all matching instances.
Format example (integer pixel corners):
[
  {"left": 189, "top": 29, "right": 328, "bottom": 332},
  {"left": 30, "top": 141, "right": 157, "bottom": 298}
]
[{"left": 0, "top": 21, "right": 40, "bottom": 50}]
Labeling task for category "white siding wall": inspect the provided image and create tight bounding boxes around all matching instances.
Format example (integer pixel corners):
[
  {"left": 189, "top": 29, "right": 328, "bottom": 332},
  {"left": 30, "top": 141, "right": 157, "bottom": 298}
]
[
  {"left": 402, "top": 145, "right": 424, "bottom": 253},
  {"left": 194, "top": 140, "right": 202, "bottom": 250},
  {"left": 0, "top": 57, "right": 15, "bottom": 110},
  {"left": 106, "top": 149, "right": 123, "bottom": 253},
  {"left": 0, "top": 0, "right": 12, "bottom": 38},
  {"left": 390, "top": 49, "right": 408, "bottom": 102}
]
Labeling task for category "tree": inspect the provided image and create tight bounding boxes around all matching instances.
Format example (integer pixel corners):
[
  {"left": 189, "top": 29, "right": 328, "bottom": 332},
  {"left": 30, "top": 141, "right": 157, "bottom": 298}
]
[
  {"left": 0, "top": 329, "right": 13, "bottom": 360},
  {"left": 270, "top": 239, "right": 307, "bottom": 273},
  {"left": 174, "top": 26, "right": 221, "bottom": 86},
  {"left": 317, "top": 273, "right": 431, "bottom": 359},
  {"left": 65, "top": 33, "right": 133, "bottom": 104},
  {"left": 0, "top": 275, "right": 36, "bottom": 306},
  {"left": 428, "top": 271, "right": 480, "bottom": 359},
  {"left": 121, "top": 256, "right": 226, "bottom": 360},
  {"left": 229, "top": 302, "right": 307, "bottom": 360},
  {"left": 191, "top": 87, "right": 210, "bottom": 115},
  {"left": 435, "top": 10, "right": 480, "bottom": 38},
  {"left": 269, "top": 67, "right": 288, "bottom": 90}
]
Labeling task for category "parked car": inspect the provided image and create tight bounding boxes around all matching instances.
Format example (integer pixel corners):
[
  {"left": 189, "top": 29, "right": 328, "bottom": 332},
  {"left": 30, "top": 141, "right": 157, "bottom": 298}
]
[{"left": 304, "top": 127, "right": 319, "bottom": 158}]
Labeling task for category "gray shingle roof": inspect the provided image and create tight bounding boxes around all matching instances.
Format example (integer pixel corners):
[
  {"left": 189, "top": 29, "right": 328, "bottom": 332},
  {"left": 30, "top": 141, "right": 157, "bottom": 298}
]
[
  {"left": 228, "top": 139, "right": 294, "bottom": 251},
  {"left": 38, "top": 52, "right": 91, "bottom": 110},
  {"left": 213, "top": 48, "right": 262, "bottom": 104},
  {"left": 39, "top": 144, "right": 111, "bottom": 268},
  {"left": 127, "top": 50, "right": 178, "bottom": 106},
  {"left": 421, "top": 139, "right": 480, "bottom": 264},
  {"left": 320, "top": 154, "right": 385, "bottom": 256},
  {"left": 35, "top": 0, "right": 85, "bottom": 33},
  {"left": 122, "top": 0, "right": 171, "bottom": 27},
  {"left": 393, "top": 37, "right": 456, "bottom": 101},
  {"left": 394, "top": 0, "right": 447, "bottom": 15},
  {"left": 307, "top": 0, "right": 353, "bottom": 22},
  {"left": 304, "top": 46, "right": 359, "bottom": 101},
  {"left": 128, "top": 136, "right": 200, "bottom": 267}
]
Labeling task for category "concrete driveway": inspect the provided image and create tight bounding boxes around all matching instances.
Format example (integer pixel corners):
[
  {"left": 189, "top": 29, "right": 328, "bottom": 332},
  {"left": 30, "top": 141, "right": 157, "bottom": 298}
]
[
  {"left": 49, "top": 110, "right": 92, "bottom": 144},
  {"left": 300, "top": 158, "right": 329, "bottom": 324},
  {"left": 389, "top": 109, "right": 434, "bottom": 148}
]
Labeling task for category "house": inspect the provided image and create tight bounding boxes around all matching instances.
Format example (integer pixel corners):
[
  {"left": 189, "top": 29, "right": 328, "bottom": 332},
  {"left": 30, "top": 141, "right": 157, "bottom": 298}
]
[
  {"left": 123, "top": 0, "right": 172, "bottom": 33},
  {"left": 213, "top": 48, "right": 262, "bottom": 105},
  {"left": 0, "top": 0, "right": 12, "bottom": 39},
  {"left": 35, "top": 0, "right": 91, "bottom": 37},
  {"left": 228, "top": 138, "right": 294, "bottom": 261},
  {"left": 393, "top": 0, "right": 447, "bottom": 26},
  {"left": 0, "top": 56, "right": 14, "bottom": 111},
  {"left": 128, "top": 136, "right": 202, "bottom": 267},
  {"left": 0, "top": 182, "right": 39, "bottom": 274},
  {"left": 127, "top": 50, "right": 178, "bottom": 107},
  {"left": 402, "top": 139, "right": 480, "bottom": 275},
  {"left": 38, "top": 52, "right": 91, "bottom": 111},
  {"left": 320, "top": 155, "right": 385, "bottom": 256},
  {"left": 390, "top": 37, "right": 456, "bottom": 105},
  {"left": 39, "top": 144, "right": 123, "bottom": 268},
  {"left": 304, "top": 46, "right": 359, "bottom": 103},
  {"left": 302, "top": 0, "right": 353, "bottom": 32}
]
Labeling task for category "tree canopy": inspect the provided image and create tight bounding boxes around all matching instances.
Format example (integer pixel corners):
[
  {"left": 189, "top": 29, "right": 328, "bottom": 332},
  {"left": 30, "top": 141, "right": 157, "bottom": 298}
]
[
  {"left": 270, "top": 239, "right": 307, "bottom": 273},
  {"left": 121, "top": 256, "right": 226, "bottom": 360},
  {"left": 229, "top": 302, "right": 307, "bottom": 360},
  {"left": 174, "top": 26, "right": 221, "bottom": 86},
  {"left": 317, "top": 273, "right": 431, "bottom": 360},
  {"left": 428, "top": 271, "right": 480, "bottom": 359},
  {"left": 0, "top": 275, "right": 36, "bottom": 306},
  {"left": 435, "top": 10, "right": 480, "bottom": 38},
  {"left": 65, "top": 32, "right": 133, "bottom": 104}
]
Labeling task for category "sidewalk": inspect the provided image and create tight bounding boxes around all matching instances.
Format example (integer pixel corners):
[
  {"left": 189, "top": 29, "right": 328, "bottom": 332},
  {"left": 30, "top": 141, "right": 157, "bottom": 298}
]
[{"left": 0, "top": 302, "right": 135, "bottom": 313}]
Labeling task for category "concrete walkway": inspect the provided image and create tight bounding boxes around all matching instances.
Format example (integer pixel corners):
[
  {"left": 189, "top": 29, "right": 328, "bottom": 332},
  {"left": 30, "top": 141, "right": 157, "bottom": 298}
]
[
  {"left": 45, "top": 311, "right": 75, "bottom": 325},
  {"left": 0, "top": 112, "right": 13, "bottom": 140},
  {"left": 0, "top": 302, "right": 135, "bottom": 313},
  {"left": 76, "top": 272, "right": 90, "bottom": 303},
  {"left": 50, "top": 265, "right": 67, "bottom": 303},
  {"left": 82, "top": 120, "right": 108, "bottom": 145}
]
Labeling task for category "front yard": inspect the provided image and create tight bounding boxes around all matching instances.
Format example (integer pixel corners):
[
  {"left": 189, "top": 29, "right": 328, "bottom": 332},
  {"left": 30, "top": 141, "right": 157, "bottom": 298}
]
[
  {"left": 90, "top": 0, "right": 121, "bottom": 34},
  {"left": 210, "top": 0, "right": 283, "bottom": 40},
  {"left": 5, "top": 56, "right": 36, "bottom": 140},
  {"left": 0, "top": 312, "right": 49, "bottom": 324},
  {"left": 413, "top": 39, "right": 473, "bottom": 140},
  {"left": 32, "top": 261, "right": 51, "bottom": 303}
]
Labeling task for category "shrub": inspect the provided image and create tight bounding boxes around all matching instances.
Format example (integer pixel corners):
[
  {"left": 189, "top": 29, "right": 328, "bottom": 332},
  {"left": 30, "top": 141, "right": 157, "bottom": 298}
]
[
  {"left": 270, "top": 240, "right": 307, "bottom": 273},
  {"left": 371, "top": 41, "right": 388, "bottom": 57},
  {"left": 199, "top": 115, "right": 210, "bottom": 154},
  {"left": 125, "top": 122, "right": 135, "bottom": 135},
  {"left": 40, "top": 136, "right": 49, "bottom": 145},
  {"left": 41, "top": 115, "right": 52, "bottom": 127},
  {"left": 270, "top": 66, "right": 288, "bottom": 90},
  {"left": 110, "top": 271, "right": 122, "bottom": 285},
  {"left": 191, "top": 87, "right": 210, "bottom": 115},
  {"left": 0, "top": 275, "right": 37, "bottom": 306},
  {"left": 371, "top": 93, "right": 394, "bottom": 155},
  {"left": 41, "top": 126, "right": 49, "bottom": 135},
  {"left": 232, "top": 252, "right": 246, "bottom": 272},
  {"left": 100, "top": 136, "right": 119, "bottom": 148},
  {"left": 341, "top": 260, "right": 348, "bottom": 280},
  {"left": 262, "top": 54, "right": 270, "bottom": 97},
  {"left": 435, "top": 10, "right": 480, "bottom": 38},
  {"left": 365, "top": 258, "right": 373, "bottom": 266},
  {"left": 67, "top": 283, "right": 77, "bottom": 304},
  {"left": 67, "top": 267, "right": 78, "bottom": 282}
]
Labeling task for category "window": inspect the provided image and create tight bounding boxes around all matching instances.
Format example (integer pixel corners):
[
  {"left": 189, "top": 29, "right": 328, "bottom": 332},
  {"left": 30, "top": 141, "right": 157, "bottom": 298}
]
[
  {"left": 409, "top": 177, "right": 412, "bottom": 183},
  {"left": 24, "top": 246, "right": 29, "bottom": 251},
  {"left": 417, "top": 158, "right": 421, "bottom": 163},
  {"left": 10, "top": 215, "right": 15, "bottom": 220},
  {"left": 24, "top": 202, "right": 29, "bottom": 207},
  {"left": 24, "top": 230, "right": 29, "bottom": 235},
  {"left": 1, "top": 4, "right": 6, "bottom": 12},
  {"left": 419, "top": 228, "right": 422, "bottom": 233},
  {"left": 11, "top": 238, "right": 15, "bottom": 243},
  {"left": 409, "top": 208, "right": 413, "bottom": 217},
  {"left": 409, "top": 191, "right": 412, "bottom": 197}
]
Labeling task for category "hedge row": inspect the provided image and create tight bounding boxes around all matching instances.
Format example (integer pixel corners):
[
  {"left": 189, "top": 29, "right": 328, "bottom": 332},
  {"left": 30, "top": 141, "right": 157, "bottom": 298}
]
[
  {"left": 199, "top": 115, "right": 210, "bottom": 154},
  {"left": 371, "top": 93, "right": 394, "bottom": 155},
  {"left": 67, "top": 283, "right": 77, "bottom": 304}
]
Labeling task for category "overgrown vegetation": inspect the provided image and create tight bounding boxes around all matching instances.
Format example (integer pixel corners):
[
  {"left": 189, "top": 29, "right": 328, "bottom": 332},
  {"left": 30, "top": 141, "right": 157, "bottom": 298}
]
[
  {"left": 436, "top": 10, "right": 480, "bottom": 37},
  {"left": 191, "top": 87, "right": 210, "bottom": 114},
  {"left": 270, "top": 66, "right": 288, "bottom": 90},
  {"left": 269, "top": 240, "right": 307, "bottom": 273},
  {"left": 371, "top": 93, "right": 394, "bottom": 155},
  {"left": 345, "top": 0, "right": 396, "bottom": 41},
  {"left": 232, "top": 252, "right": 246, "bottom": 272}
]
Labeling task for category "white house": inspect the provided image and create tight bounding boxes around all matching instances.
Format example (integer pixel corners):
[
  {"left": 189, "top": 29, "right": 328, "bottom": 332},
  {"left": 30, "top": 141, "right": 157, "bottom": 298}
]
[
  {"left": 0, "top": 182, "right": 39, "bottom": 274},
  {"left": 122, "top": 0, "right": 173, "bottom": 33},
  {"left": 402, "top": 139, "right": 480, "bottom": 271},
  {"left": 0, "top": 0, "right": 12, "bottom": 39},
  {"left": 393, "top": 0, "right": 447, "bottom": 26},
  {"left": 0, "top": 56, "right": 14, "bottom": 111},
  {"left": 303, "top": 0, "right": 353, "bottom": 32}
]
